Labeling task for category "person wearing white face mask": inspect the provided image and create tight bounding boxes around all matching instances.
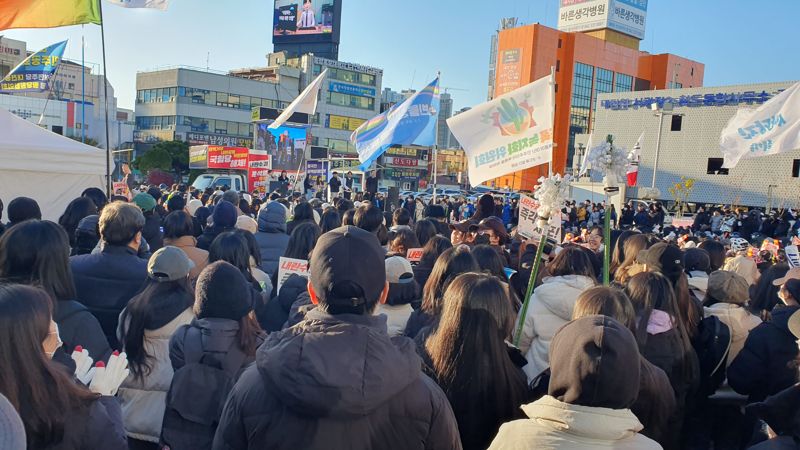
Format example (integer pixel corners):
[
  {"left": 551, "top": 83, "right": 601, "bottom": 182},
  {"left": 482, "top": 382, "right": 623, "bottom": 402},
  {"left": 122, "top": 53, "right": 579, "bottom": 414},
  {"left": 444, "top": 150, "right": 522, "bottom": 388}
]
[{"left": 0, "top": 284, "right": 128, "bottom": 450}]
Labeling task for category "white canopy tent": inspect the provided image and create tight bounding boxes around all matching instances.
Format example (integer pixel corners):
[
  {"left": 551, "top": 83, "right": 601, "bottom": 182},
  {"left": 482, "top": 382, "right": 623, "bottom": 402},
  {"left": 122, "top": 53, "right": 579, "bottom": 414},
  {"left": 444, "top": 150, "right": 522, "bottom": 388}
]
[{"left": 0, "top": 107, "right": 110, "bottom": 222}]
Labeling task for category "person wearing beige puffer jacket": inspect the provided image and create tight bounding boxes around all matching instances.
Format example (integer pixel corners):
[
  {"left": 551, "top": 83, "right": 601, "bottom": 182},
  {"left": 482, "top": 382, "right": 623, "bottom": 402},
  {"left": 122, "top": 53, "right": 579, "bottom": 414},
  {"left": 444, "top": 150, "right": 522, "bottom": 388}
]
[
  {"left": 703, "top": 270, "right": 762, "bottom": 366},
  {"left": 516, "top": 247, "right": 597, "bottom": 382}
]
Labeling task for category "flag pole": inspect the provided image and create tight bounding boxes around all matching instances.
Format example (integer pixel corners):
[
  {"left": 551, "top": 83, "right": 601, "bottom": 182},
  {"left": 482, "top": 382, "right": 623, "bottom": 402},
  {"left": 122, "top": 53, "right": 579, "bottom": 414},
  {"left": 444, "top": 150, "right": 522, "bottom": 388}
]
[
  {"left": 98, "top": 0, "right": 112, "bottom": 196},
  {"left": 548, "top": 66, "right": 555, "bottom": 177},
  {"left": 37, "top": 59, "right": 64, "bottom": 126},
  {"left": 432, "top": 71, "right": 441, "bottom": 205},
  {"left": 81, "top": 27, "right": 85, "bottom": 143}
]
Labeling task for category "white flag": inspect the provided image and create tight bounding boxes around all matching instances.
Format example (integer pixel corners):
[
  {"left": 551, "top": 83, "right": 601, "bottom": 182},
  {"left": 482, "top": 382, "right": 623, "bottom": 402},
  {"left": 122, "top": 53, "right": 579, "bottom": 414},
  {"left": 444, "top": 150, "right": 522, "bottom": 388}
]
[
  {"left": 578, "top": 134, "right": 593, "bottom": 177},
  {"left": 720, "top": 81, "right": 800, "bottom": 168},
  {"left": 626, "top": 132, "right": 644, "bottom": 186},
  {"left": 106, "top": 0, "right": 169, "bottom": 10},
  {"left": 269, "top": 68, "right": 328, "bottom": 130},
  {"left": 447, "top": 74, "right": 554, "bottom": 186}
]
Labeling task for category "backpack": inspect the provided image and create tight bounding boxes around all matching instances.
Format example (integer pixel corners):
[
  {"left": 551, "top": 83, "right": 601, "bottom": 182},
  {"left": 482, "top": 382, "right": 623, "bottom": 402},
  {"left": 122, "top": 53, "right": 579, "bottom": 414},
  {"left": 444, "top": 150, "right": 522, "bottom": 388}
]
[
  {"left": 693, "top": 315, "right": 732, "bottom": 397},
  {"left": 160, "top": 326, "right": 247, "bottom": 450}
]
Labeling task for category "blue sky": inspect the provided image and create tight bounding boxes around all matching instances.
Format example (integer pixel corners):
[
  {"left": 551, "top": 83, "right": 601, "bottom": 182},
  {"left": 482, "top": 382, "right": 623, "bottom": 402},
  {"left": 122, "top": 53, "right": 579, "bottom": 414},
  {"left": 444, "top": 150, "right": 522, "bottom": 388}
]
[{"left": 3, "top": 0, "right": 798, "bottom": 111}]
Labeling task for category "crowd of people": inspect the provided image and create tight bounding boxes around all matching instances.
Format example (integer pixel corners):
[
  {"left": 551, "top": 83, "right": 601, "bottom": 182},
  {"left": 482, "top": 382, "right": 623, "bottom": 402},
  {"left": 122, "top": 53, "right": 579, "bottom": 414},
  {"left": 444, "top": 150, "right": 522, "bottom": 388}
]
[{"left": 1, "top": 182, "right": 800, "bottom": 450}]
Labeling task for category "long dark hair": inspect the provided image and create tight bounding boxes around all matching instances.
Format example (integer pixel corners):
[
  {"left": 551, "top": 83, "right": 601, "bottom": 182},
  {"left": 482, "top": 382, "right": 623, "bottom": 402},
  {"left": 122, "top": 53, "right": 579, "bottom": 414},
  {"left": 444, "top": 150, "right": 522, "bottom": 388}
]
[
  {"left": 414, "top": 219, "right": 438, "bottom": 248},
  {"left": 749, "top": 264, "right": 789, "bottom": 319},
  {"left": 291, "top": 202, "right": 314, "bottom": 222},
  {"left": 58, "top": 197, "right": 97, "bottom": 247},
  {"left": 421, "top": 246, "right": 478, "bottom": 316},
  {"left": 419, "top": 235, "right": 453, "bottom": 269},
  {"left": 319, "top": 209, "right": 341, "bottom": 233},
  {"left": 610, "top": 230, "right": 638, "bottom": 276},
  {"left": 209, "top": 231, "right": 255, "bottom": 282},
  {"left": 284, "top": 222, "right": 321, "bottom": 260},
  {"left": 235, "top": 229, "right": 263, "bottom": 268},
  {"left": 547, "top": 245, "right": 596, "bottom": 279},
  {"left": 0, "top": 284, "right": 98, "bottom": 447},
  {"left": 425, "top": 273, "right": 527, "bottom": 448},
  {"left": 119, "top": 278, "right": 193, "bottom": 381},
  {"left": 472, "top": 244, "right": 506, "bottom": 280},
  {"left": 625, "top": 272, "right": 693, "bottom": 351},
  {"left": 163, "top": 210, "right": 194, "bottom": 239},
  {"left": 0, "top": 220, "right": 77, "bottom": 304}
]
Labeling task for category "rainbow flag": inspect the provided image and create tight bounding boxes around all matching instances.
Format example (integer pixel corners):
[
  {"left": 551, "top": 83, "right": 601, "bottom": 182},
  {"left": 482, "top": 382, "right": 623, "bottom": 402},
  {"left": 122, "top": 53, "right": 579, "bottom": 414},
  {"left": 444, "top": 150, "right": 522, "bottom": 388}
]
[{"left": 0, "top": 0, "right": 101, "bottom": 31}]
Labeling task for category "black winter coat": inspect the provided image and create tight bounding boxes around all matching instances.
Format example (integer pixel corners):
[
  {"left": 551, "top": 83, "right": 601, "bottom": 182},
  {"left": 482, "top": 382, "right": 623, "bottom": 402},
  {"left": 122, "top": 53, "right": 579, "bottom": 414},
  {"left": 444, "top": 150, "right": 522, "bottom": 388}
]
[
  {"left": 54, "top": 300, "right": 112, "bottom": 361},
  {"left": 35, "top": 396, "right": 127, "bottom": 450},
  {"left": 405, "top": 309, "right": 437, "bottom": 339},
  {"left": 69, "top": 245, "right": 147, "bottom": 349},
  {"left": 747, "top": 384, "right": 800, "bottom": 450},
  {"left": 212, "top": 309, "right": 462, "bottom": 450},
  {"left": 728, "top": 305, "right": 800, "bottom": 402},
  {"left": 260, "top": 273, "right": 307, "bottom": 332},
  {"left": 195, "top": 225, "right": 234, "bottom": 251},
  {"left": 142, "top": 212, "right": 164, "bottom": 252}
]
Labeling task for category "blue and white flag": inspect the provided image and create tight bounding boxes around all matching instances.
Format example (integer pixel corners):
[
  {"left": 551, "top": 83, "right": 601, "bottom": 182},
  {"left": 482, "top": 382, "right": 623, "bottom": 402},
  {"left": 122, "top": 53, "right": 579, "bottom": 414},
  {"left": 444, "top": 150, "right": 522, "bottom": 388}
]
[
  {"left": 720, "top": 81, "right": 800, "bottom": 168},
  {"left": 0, "top": 40, "right": 67, "bottom": 93},
  {"left": 351, "top": 77, "right": 439, "bottom": 171}
]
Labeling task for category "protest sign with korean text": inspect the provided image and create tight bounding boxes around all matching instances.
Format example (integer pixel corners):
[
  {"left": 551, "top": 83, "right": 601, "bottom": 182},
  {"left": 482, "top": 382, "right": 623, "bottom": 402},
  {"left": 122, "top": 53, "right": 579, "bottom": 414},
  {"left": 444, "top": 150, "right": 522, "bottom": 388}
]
[{"left": 277, "top": 257, "right": 309, "bottom": 294}]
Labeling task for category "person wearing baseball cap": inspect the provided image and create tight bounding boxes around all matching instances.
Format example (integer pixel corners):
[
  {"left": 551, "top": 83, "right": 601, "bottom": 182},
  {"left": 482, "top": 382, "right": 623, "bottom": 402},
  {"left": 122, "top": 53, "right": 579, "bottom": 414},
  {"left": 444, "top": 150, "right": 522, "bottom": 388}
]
[
  {"left": 377, "top": 256, "right": 420, "bottom": 337},
  {"left": 702, "top": 271, "right": 762, "bottom": 366},
  {"left": 133, "top": 192, "right": 164, "bottom": 252},
  {"left": 116, "top": 246, "right": 196, "bottom": 447},
  {"left": 214, "top": 226, "right": 461, "bottom": 449}
]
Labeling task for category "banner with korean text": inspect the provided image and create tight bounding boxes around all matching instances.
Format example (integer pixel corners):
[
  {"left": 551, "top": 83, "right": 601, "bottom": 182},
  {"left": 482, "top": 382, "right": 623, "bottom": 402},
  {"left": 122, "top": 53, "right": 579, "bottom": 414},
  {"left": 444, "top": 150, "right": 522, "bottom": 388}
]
[
  {"left": 0, "top": 40, "right": 67, "bottom": 92},
  {"left": 517, "top": 194, "right": 562, "bottom": 242},
  {"left": 720, "top": 81, "right": 800, "bottom": 168},
  {"left": 447, "top": 74, "right": 554, "bottom": 186}
]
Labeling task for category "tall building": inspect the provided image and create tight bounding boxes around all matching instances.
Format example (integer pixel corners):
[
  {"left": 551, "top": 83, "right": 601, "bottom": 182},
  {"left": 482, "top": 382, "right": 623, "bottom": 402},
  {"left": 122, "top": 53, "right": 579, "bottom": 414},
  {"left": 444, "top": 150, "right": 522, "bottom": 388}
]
[
  {"left": 491, "top": 1, "right": 704, "bottom": 190},
  {"left": 448, "top": 107, "right": 470, "bottom": 150},
  {"left": 488, "top": 18, "right": 521, "bottom": 100},
  {"left": 437, "top": 92, "right": 453, "bottom": 148},
  {"left": 134, "top": 66, "right": 300, "bottom": 156}
]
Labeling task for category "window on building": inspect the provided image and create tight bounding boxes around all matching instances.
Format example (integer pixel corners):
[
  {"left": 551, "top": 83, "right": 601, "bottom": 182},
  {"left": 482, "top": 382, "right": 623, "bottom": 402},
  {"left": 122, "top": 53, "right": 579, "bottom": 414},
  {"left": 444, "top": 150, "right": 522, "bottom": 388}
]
[
  {"left": 556, "top": 60, "right": 560, "bottom": 72},
  {"left": 68, "top": 83, "right": 75, "bottom": 90},
  {"left": 558, "top": 38, "right": 562, "bottom": 48},
  {"left": 614, "top": 73, "right": 633, "bottom": 93},
  {"left": 568, "top": 62, "right": 594, "bottom": 167},
  {"left": 707, "top": 158, "right": 729, "bottom": 175},
  {"left": 793, "top": 160, "right": 800, "bottom": 178},
  {"left": 591, "top": 68, "right": 613, "bottom": 129},
  {"left": 328, "top": 92, "right": 375, "bottom": 110},
  {"left": 52, "top": 126, "right": 63, "bottom": 135},
  {"left": 671, "top": 115, "right": 683, "bottom": 131}
]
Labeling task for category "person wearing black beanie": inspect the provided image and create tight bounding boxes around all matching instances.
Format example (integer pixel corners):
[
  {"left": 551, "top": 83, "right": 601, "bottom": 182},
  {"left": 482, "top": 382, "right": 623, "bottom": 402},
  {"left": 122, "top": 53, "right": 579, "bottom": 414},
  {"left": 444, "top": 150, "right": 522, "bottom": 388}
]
[
  {"left": 196, "top": 200, "right": 238, "bottom": 250},
  {"left": 162, "top": 261, "right": 264, "bottom": 449}
]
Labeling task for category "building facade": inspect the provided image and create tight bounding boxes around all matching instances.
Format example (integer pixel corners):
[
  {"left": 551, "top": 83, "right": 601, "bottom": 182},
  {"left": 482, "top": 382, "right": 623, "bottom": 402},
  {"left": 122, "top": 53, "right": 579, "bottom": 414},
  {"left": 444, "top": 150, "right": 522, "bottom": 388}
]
[
  {"left": 491, "top": 16, "right": 704, "bottom": 190},
  {"left": 437, "top": 92, "right": 453, "bottom": 148},
  {"left": 1, "top": 37, "right": 129, "bottom": 149},
  {"left": 592, "top": 81, "right": 799, "bottom": 208},
  {"left": 134, "top": 66, "right": 300, "bottom": 156}
]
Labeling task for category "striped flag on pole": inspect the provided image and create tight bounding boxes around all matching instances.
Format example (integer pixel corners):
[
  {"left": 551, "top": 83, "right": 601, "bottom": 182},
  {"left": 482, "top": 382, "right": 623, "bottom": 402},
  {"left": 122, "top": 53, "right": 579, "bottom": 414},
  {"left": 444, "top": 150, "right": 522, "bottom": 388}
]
[{"left": 627, "top": 132, "right": 644, "bottom": 187}]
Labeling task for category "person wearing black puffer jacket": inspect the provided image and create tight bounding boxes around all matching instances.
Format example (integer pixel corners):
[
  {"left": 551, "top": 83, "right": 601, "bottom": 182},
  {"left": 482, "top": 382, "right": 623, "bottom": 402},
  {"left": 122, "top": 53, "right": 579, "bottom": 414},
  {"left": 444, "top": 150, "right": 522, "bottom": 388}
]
[
  {"left": 728, "top": 277, "right": 800, "bottom": 403},
  {"left": 213, "top": 227, "right": 461, "bottom": 450}
]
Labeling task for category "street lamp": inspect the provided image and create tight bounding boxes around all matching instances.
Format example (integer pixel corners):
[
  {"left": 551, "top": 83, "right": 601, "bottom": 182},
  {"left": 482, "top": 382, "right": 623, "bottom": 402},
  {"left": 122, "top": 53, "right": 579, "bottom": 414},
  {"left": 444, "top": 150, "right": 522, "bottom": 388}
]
[{"left": 650, "top": 102, "right": 683, "bottom": 193}]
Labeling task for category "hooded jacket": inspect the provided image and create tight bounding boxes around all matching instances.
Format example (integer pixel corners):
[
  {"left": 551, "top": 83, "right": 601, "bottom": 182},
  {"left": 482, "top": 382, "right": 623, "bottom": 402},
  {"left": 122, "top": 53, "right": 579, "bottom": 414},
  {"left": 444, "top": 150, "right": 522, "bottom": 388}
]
[
  {"left": 37, "top": 396, "right": 128, "bottom": 450},
  {"left": 254, "top": 202, "right": 290, "bottom": 278},
  {"left": 517, "top": 275, "right": 596, "bottom": 380},
  {"left": 53, "top": 299, "right": 112, "bottom": 363},
  {"left": 117, "top": 306, "right": 194, "bottom": 443},
  {"left": 728, "top": 305, "right": 800, "bottom": 402},
  {"left": 703, "top": 302, "right": 761, "bottom": 366},
  {"left": 260, "top": 273, "right": 307, "bottom": 332},
  {"left": 212, "top": 309, "right": 462, "bottom": 450},
  {"left": 489, "top": 316, "right": 660, "bottom": 450}
]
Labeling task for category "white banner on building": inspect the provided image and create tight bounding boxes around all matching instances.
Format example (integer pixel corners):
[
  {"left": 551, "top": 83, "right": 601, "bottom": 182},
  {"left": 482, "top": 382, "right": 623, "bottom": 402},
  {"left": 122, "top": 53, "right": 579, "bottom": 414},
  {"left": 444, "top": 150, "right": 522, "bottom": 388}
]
[
  {"left": 720, "top": 81, "right": 800, "bottom": 168},
  {"left": 448, "top": 74, "right": 554, "bottom": 186},
  {"left": 106, "top": 0, "right": 169, "bottom": 10}
]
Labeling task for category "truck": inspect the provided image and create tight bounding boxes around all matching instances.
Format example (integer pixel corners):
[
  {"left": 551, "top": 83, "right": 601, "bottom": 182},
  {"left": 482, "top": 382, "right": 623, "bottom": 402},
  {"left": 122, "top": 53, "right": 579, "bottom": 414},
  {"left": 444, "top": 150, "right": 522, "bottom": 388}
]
[{"left": 189, "top": 145, "right": 271, "bottom": 193}]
